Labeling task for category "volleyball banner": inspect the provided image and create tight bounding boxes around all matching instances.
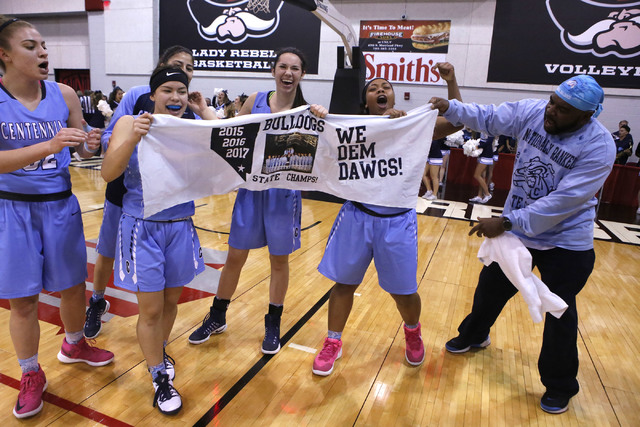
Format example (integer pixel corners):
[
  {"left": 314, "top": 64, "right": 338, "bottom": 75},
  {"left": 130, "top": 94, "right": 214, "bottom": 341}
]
[{"left": 138, "top": 105, "right": 438, "bottom": 218}]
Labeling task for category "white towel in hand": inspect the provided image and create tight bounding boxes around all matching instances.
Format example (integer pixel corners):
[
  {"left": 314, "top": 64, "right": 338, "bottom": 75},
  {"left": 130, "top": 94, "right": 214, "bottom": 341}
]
[{"left": 477, "top": 233, "right": 568, "bottom": 323}]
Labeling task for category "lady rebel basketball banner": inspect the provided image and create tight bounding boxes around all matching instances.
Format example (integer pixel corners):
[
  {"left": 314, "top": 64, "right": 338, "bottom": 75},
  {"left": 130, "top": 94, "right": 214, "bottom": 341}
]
[{"left": 138, "top": 105, "right": 438, "bottom": 217}]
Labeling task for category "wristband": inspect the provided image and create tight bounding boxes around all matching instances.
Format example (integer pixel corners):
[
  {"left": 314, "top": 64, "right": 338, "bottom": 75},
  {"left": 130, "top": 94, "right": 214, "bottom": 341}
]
[{"left": 84, "top": 142, "right": 98, "bottom": 153}]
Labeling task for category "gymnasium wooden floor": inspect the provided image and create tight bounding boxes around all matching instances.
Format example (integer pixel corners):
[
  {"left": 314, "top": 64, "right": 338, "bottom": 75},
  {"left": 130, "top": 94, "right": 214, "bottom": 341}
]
[{"left": 0, "top": 161, "right": 639, "bottom": 426}]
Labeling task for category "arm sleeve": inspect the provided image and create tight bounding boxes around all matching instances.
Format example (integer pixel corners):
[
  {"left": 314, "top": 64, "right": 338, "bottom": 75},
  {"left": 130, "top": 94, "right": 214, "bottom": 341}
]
[{"left": 444, "top": 99, "right": 531, "bottom": 139}]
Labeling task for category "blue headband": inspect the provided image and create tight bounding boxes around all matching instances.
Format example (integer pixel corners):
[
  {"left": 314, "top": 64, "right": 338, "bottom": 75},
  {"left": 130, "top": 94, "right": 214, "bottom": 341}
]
[{"left": 555, "top": 75, "right": 604, "bottom": 118}]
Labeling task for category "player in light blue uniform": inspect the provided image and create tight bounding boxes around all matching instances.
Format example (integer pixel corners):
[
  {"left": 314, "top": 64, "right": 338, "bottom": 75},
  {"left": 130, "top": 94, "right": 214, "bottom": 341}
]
[
  {"left": 85, "top": 46, "right": 198, "bottom": 340},
  {"left": 189, "top": 47, "right": 316, "bottom": 355},
  {"left": 0, "top": 15, "right": 113, "bottom": 419},
  {"left": 312, "top": 62, "right": 463, "bottom": 376},
  {"left": 101, "top": 66, "right": 215, "bottom": 415},
  {"left": 431, "top": 75, "right": 615, "bottom": 414}
]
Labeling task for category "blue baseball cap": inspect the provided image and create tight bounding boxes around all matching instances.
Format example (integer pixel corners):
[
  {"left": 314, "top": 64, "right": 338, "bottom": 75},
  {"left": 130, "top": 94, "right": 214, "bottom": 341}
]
[{"left": 555, "top": 75, "right": 604, "bottom": 118}]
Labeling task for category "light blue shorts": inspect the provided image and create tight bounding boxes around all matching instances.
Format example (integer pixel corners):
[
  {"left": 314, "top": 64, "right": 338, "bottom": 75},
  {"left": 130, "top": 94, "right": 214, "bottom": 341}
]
[
  {"left": 114, "top": 214, "right": 204, "bottom": 292},
  {"left": 0, "top": 196, "right": 87, "bottom": 299},
  {"left": 318, "top": 202, "right": 418, "bottom": 295},
  {"left": 228, "top": 188, "right": 301, "bottom": 256},
  {"left": 96, "top": 199, "right": 122, "bottom": 258}
]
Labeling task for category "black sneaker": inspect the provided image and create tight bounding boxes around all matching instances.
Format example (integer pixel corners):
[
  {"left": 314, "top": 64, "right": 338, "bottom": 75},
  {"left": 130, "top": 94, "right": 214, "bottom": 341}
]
[
  {"left": 188, "top": 309, "right": 227, "bottom": 344},
  {"left": 164, "top": 350, "right": 175, "bottom": 381},
  {"left": 152, "top": 373, "right": 182, "bottom": 415},
  {"left": 540, "top": 392, "right": 570, "bottom": 414},
  {"left": 262, "top": 314, "right": 281, "bottom": 354},
  {"left": 445, "top": 335, "right": 491, "bottom": 354},
  {"left": 83, "top": 298, "right": 110, "bottom": 339}
]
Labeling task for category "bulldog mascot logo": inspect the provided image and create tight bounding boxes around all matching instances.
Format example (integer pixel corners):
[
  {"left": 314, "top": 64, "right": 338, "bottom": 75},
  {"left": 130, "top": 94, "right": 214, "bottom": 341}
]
[
  {"left": 187, "top": 0, "right": 284, "bottom": 43},
  {"left": 546, "top": 0, "right": 640, "bottom": 58}
]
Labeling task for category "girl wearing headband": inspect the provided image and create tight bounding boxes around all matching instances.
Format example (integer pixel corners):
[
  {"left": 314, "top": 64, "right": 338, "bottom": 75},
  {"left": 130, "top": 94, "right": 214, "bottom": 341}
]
[
  {"left": 85, "top": 45, "right": 202, "bottom": 351},
  {"left": 312, "top": 63, "right": 464, "bottom": 376},
  {"left": 101, "top": 66, "right": 216, "bottom": 415},
  {"left": 0, "top": 15, "right": 114, "bottom": 419}
]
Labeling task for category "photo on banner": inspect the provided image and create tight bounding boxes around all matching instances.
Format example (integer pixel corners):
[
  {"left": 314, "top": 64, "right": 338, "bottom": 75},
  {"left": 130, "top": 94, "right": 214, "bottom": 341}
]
[
  {"left": 159, "top": 0, "right": 321, "bottom": 73},
  {"left": 488, "top": 0, "right": 640, "bottom": 89},
  {"left": 359, "top": 19, "right": 451, "bottom": 85}
]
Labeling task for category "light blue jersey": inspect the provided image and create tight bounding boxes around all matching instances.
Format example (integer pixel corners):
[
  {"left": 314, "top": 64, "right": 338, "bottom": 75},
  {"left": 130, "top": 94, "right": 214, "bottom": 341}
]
[
  {"left": 0, "top": 81, "right": 71, "bottom": 194},
  {"left": 444, "top": 98, "right": 615, "bottom": 250}
]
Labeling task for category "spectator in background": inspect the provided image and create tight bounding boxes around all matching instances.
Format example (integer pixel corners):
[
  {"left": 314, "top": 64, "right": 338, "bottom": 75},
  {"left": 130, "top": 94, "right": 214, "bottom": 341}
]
[
  {"left": 422, "top": 137, "right": 444, "bottom": 200},
  {"left": 496, "top": 134, "right": 517, "bottom": 154},
  {"left": 235, "top": 93, "right": 248, "bottom": 116},
  {"left": 469, "top": 134, "right": 494, "bottom": 204},
  {"left": 108, "top": 86, "right": 124, "bottom": 111},
  {"left": 79, "top": 89, "right": 94, "bottom": 123},
  {"left": 214, "top": 89, "right": 234, "bottom": 118},
  {"left": 87, "top": 90, "right": 106, "bottom": 129},
  {"left": 614, "top": 124, "right": 633, "bottom": 165},
  {"left": 612, "top": 120, "right": 630, "bottom": 140}
]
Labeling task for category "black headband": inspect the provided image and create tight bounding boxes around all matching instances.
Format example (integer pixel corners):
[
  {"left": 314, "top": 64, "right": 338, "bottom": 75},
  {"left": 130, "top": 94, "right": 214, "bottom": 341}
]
[
  {"left": 149, "top": 67, "right": 189, "bottom": 94},
  {"left": 362, "top": 77, "right": 393, "bottom": 106},
  {"left": 0, "top": 18, "right": 20, "bottom": 34}
]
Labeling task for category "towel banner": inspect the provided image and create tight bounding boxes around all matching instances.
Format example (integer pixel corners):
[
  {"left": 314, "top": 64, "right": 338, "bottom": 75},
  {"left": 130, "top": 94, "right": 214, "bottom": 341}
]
[{"left": 139, "top": 105, "right": 438, "bottom": 217}]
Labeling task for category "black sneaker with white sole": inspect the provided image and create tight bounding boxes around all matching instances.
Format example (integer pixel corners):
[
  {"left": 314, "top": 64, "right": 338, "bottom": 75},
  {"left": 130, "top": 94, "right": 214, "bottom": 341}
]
[
  {"left": 445, "top": 335, "right": 491, "bottom": 353},
  {"left": 188, "top": 309, "right": 227, "bottom": 344},
  {"left": 540, "top": 392, "right": 570, "bottom": 414},
  {"left": 83, "top": 298, "right": 110, "bottom": 339}
]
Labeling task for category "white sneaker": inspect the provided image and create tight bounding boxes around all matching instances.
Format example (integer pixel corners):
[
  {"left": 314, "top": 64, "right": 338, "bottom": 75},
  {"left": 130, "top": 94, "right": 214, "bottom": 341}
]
[
  {"left": 153, "top": 374, "right": 182, "bottom": 415},
  {"left": 164, "top": 350, "right": 175, "bottom": 381},
  {"left": 422, "top": 190, "right": 437, "bottom": 200},
  {"left": 469, "top": 196, "right": 483, "bottom": 203},
  {"left": 480, "top": 194, "right": 492, "bottom": 204}
]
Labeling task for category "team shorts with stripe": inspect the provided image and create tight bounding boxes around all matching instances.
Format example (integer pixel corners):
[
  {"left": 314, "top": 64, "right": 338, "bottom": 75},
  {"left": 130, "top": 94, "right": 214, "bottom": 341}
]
[
  {"left": 96, "top": 199, "right": 122, "bottom": 258},
  {"left": 114, "top": 214, "right": 204, "bottom": 293},
  {"left": 478, "top": 156, "right": 494, "bottom": 165},
  {"left": 427, "top": 157, "right": 444, "bottom": 166},
  {"left": 318, "top": 202, "right": 418, "bottom": 295},
  {"left": 493, "top": 154, "right": 499, "bottom": 162},
  {"left": 0, "top": 195, "right": 87, "bottom": 299},
  {"left": 440, "top": 149, "right": 451, "bottom": 157},
  {"left": 229, "top": 188, "right": 301, "bottom": 256}
]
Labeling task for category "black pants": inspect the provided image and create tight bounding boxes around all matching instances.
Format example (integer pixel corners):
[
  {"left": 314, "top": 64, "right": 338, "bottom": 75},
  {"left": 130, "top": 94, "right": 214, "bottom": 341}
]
[{"left": 456, "top": 246, "right": 595, "bottom": 398}]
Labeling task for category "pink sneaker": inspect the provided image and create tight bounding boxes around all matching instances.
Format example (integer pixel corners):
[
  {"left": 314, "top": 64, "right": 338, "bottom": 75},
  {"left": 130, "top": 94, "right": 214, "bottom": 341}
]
[
  {"left": 404, "top": 323, "right": 425, "bottom": 366},
  {"left": 57, "top": 337, "right": 114, "bottom": 366},
  {"left": 13, "top": 366, "right": 48, "bottom": 419},
  {"left": 312, "top": 337, "right": 342, "bottom": 376}
]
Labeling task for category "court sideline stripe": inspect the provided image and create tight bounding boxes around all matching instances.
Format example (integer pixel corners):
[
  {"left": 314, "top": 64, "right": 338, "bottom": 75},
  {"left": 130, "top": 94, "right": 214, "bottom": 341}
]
[
  {"left": 0, "top": 372, "right": 132, "bottom": 427},
  {"left": 193, "top": 288, "right": 333, "bottom": 426}
]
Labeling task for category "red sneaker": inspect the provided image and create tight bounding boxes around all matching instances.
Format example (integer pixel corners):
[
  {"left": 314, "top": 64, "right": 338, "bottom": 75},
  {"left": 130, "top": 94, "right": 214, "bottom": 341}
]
[
  {"left": 312, "top": 337, "right": 342, "bottom": 376},
  {"left": 404, "top": 323, "right": 425, "bottom": 366},
  {"left": 13, "top": 366, "right": 47, "bottom": 419},
  {"left": 57, "top": 337, "right": 114, "bottom": 366}
]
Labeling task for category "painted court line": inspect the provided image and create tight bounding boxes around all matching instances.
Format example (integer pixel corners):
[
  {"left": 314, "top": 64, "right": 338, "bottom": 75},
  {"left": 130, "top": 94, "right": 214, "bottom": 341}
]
[{"left": 288, "top": 343, "right": 317, "bottom": 354}]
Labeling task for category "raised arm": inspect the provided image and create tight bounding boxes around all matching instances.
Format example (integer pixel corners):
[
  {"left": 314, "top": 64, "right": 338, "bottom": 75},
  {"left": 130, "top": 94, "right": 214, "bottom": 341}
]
[{"left": 432, "top": 62, "right": 464, "bottom": 140}]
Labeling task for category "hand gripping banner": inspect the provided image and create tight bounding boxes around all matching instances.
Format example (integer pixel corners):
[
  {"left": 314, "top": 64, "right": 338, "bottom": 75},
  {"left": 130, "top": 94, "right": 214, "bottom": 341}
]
[{"left": 138, "top": 105, "right": 437, "bottom": 218}]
